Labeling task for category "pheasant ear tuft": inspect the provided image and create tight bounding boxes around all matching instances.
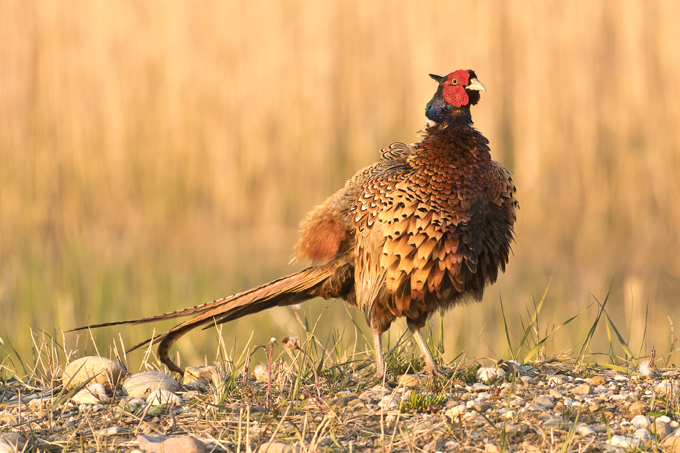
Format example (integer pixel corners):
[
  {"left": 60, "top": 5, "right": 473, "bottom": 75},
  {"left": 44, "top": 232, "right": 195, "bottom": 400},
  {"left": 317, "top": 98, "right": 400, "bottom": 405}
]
[{"left": 429, "top": 74, "right": 445, "bottom": 83}]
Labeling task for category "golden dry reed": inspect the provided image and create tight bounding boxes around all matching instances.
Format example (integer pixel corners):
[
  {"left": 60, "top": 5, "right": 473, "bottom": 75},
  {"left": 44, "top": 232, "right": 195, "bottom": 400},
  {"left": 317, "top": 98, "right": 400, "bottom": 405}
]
[{"left": 1, "top": 1, "right": 679, "bottom": 367}]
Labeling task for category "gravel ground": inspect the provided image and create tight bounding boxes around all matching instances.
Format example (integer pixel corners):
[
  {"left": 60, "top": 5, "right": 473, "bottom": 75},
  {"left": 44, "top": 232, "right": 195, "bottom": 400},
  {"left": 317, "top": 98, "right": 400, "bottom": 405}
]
[{"left": 2, "top": 359, "right": 680, "bottom": 452}]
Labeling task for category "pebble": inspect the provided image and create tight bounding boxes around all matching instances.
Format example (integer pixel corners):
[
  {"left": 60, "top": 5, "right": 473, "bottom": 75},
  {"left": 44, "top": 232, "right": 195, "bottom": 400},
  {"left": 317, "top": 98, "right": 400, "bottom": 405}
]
[
  {"left": 183, "top": 366, "right": 219, "bottom": 386},
  {"left": 533, "top": 395, "right": 554, "bottom": 408},
  {"left": 576, "top": 425, "right": 596, "bottom": 435},
  {"left": 608, "top": 435, "right": 641, "bottom": 448},
  {"left": 98, "top": 426, "right": 124, "bottom": 436},
  {"left": 137, "top": 434, "right": 207, "bottom": 453},
  {"left": 633, "top": 428, "right": 651, "bottom": 440},
  {"left": 476, "top": 367, "right": 505, "bottom": 382},
  {"left": 445, "top": 405, "right": 467, "bottom": 420},
  {"left": 398, "top": 374, "right": 422, "bottom": 388},
  {"left": 147, "top": 389, "right": 182, "bottom": 406},
  {"left": 72, "top": 383, "right": 110, "bottom": 405},
  {"left": 62, "top": 356, "right": 126, "bottom": 388},
  {"left": 629, "top": 400, "right": 649, "bottom": 415},
  {"left": 631, "top": 414, "right": 651, "bottom": 429},
  {"left": 591, "top": 375, "right": 606, "bottom": 385},
  {"left": 654, "top": 420, "right": 674, "bottom": 440},
  {"left": 547, "top": 375, "right": 565, "bottom": 386},
  {"left": 377, "top": 395, "right": 398, "bottom": 410},
  {"left": 571, "top": 383, "right": 591, "bottom": 395},
  {"left": 123, "top": 371, "right": 180, "bottom": 398}
]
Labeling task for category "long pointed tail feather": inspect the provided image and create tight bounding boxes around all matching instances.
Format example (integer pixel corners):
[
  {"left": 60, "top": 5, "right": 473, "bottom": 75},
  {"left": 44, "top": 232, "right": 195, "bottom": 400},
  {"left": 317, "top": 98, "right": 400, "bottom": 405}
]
[{"left": 71, "top": 257, "right": 353, "bottom": 374}]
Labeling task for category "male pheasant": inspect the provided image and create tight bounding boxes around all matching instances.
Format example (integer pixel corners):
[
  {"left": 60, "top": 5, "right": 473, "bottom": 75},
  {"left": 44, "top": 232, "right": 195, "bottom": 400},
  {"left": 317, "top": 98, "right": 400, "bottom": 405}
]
[{"left": 72, "top": 69, "right": 518, "bottom": 377}]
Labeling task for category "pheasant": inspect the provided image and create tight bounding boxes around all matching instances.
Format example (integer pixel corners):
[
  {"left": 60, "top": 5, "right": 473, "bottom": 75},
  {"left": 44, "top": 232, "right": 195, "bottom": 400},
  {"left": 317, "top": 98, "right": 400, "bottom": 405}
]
[{"left": 71, "top": 69, "right": 518, "bottom": 377}]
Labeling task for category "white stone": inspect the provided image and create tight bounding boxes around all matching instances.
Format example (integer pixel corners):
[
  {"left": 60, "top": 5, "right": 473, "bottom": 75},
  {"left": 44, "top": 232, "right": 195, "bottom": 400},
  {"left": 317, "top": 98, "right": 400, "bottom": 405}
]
[
  {"left": 147, "top": 389, "right": 182, "bottom": 406},
  {"left": 656, "top": 381, "right": 677, "bottom": 395},
  {"left": 575, "top": 425, "right": 595, "bottom": 435},
  {"left": 98, "top": 426, "right": 123, "bottom": 436},
  {"left": 547, "top": 375, "right": 565, "bottom": 386},
  {"left": 444, "top": 441, "right": 461, "bottom": 448},
  {"left": 631, "top": 415, "right": 651, "bottom": 429},
  {"left": 657, "top": 416, "right": 672, "bottom": 423},
  {"left": 377, "top": 395, "right": 398, "bottom": 410},
  {"left": 563, "top": 398, "right": 573, "bottom": 407},
  {"left": 123, "top": 371, "right": 180, "bottom": 398},
  {"left": 633, "top": 428, "right": 651, "bottom": 440},
  {"left": 445, "top": 405, "right": 467, "bottom": 419},
  {"left": 608, "top": 435, "right": 641, "bottom": 448},
  {"left": 62, "top": 356, "right": 126, "bottom": 388},
  {"left": 504, "top": 410, "right": 516, "bottom": 419},
  {"left": 476, "top": 367, "right": 505, "bottom": 382},
  {"left": 72, "top": 383, "right": 109, "bottom": 405}
]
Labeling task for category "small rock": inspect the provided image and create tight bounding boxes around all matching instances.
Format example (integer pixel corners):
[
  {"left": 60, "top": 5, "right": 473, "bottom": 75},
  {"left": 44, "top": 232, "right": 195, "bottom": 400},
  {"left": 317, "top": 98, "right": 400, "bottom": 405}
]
[
  {"left": 549, "top": 389, "right": 564, "bottom": 398},
  {"left": 444, "top": 441, "right": 461, "bottom": 449},
  {"left": 656, "top": 380, "right": 677, "bottom": 395},
  {"left": 654, "top": 420, "right": 674, "bottom": 440},
  {"left": 591, "top": 375, "right": 606, "bottom": 386},
  {"left": 330, "top": 395, "right": 358, "bottom": 408},
  {"left": 62, "top": 356, "right": 126, "bottom": 388},
  {"left": 98, "top": 426, "right": 123, "bottom": 436},
  {"left": 473, "top": 402, "right": 492, "bottom": 413},
  {"left": 657, "top": 415, "right": 672, "bottom": 423},
  {"left": 147, "top": 389, "right": 182, "bottom": 406},
  {"left": 520, "top": 376, "right": 532, "bottom": 384},
  {"left": 575, "top": 425, "right": 596, "bottom": 435},
  {"left": 476, "top": 367, "right": 505, "bottom": 383},
  {"left": 256, "top": 442, "right": 300, "bottom": 453},
  {"left": 538, "top": 414, "right": 563, "bottom": 427},
  {"left": 525, "top": 403, "right": 547, "bottom": 411},
  {"left": 533, "top": 395, "right": 554, "bottom": 408},
  {"left": 504, "top": 410, "right": 516, "bottom": 419},
  {"left": 471, "top": 383, "right": 490, "bottom": 391},
  {"left": 485, "top": 444, "right": 501, "bottom": 453},
  {"left": 377, "top": 395, "right": 398, "bottom": 410},
  {"left": 608, "top": 435, "right": 641, "bottom": 448},
  {"left": 398, "top": 374, "right": 421, "bottom": 388},
  {"left": 72, "top": 383, "right": 110, "bottom": 405},
  {"left": 423, "top": 439, "right": 443, "bottom": 452},
  {"left": 123, "top": 371, "right": 180, "bottom": 398},
  {"left": 663, "top": 432, "right": 680, "bottom": 449},
  {"left": 0, "top": 434, "right": 27, "bottom": 452},
  {"left": 137, "top": 435, "right": 207, "bottom": 453},
  {"left": 547, "top": 375, "right": 565, "bottom": 386},
  {"left": 0, "top": 439, "right": 16, "bottom": 453},
  {"left": 633, "top": 428, "right": 651, "bottom": 440},
  {"left": 629, "top": 400, "right": 649, "bottom": 415},
  {"left": 571, "top": 383, "right": 591, "bottom": 395},
  {"left": 183, "top": 366, "right": 219, "bottom": 385},
  {"left": 445, "top": 404, "right": 467, "bottom": 420},
  {"left": 631, "top": 414, "right": 651, "bottom": 429}
]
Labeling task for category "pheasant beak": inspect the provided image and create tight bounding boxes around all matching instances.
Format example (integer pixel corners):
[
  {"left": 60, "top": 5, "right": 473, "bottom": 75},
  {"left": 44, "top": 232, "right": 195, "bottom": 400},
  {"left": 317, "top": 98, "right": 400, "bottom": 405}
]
[{"left": 466, "top": 78, "right": 487, "bottom": 92}]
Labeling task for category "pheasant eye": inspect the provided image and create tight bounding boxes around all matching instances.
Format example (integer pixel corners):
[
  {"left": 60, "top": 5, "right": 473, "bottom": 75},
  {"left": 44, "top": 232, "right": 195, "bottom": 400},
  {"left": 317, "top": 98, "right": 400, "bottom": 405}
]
[{"left": 451, "top": 78, "right": 458, "bottom": 85}]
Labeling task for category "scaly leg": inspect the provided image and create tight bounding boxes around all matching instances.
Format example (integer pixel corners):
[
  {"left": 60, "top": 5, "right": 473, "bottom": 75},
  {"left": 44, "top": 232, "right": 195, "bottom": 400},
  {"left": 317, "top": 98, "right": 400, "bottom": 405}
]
[
  {"left": 372, "top": 328, "right": 386, "bottom": 378},
  {"left": 409, "top": 325, "right": 442, "bottom": 376}
]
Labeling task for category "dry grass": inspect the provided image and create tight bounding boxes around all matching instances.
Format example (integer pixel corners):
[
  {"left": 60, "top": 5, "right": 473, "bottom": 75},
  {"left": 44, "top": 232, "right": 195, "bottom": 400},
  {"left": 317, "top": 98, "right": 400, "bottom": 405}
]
[{"left": 1, "top": 1, "right": 680, "bottom": 369}]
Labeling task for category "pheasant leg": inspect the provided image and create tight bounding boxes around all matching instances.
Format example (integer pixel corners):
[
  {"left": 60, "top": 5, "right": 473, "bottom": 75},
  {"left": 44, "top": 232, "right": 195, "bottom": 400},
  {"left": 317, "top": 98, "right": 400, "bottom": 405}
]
[
  {"left": 372, "top": 328, "right": 386, "bottom": 378},
  {"left": 409, "top": 325, "right": 442, "bottom": 376}
]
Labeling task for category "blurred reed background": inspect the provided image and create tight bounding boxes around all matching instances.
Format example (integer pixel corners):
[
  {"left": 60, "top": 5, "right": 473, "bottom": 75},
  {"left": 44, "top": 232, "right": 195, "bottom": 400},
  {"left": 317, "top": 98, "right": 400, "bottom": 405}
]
[{"left": 1, "top": 0, "right": 679, "bottom": 369}]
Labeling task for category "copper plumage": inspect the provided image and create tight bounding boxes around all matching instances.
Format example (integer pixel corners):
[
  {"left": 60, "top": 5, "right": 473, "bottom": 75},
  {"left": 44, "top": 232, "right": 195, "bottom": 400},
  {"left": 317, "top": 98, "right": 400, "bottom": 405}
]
[{"left": 71, "top": 69, "right": 518, "bottom": 377}]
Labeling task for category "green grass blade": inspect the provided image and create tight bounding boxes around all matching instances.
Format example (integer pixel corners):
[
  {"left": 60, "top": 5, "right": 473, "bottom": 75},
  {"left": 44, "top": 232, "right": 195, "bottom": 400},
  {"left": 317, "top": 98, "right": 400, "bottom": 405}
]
[
  {"left": 578, "top": 281, "right": 613, "bottom": 362},
  {"left": 601, "top": 307, "right": 634, "bottom": 360},
  {"left": 559, "top": 413, "right": 579, "bottom": 453},
  {"left": 523, "top": 311, "right": 581, "bottom": 363},
  {"left": 499, "top": 296, "right": 515, "bottom": 359}
]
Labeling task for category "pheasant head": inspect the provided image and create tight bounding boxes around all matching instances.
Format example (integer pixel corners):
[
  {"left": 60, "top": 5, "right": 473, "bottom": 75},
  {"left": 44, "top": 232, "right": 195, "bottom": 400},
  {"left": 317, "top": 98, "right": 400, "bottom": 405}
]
[{"left": 425, "top": 69, "right": 486, "bottom": 123}]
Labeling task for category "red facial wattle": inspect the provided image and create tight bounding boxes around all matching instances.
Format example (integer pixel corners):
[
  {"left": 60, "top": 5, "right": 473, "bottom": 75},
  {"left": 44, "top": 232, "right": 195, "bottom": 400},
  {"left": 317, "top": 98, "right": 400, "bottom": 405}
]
[{"left": 442, "top": 69, "right": 471, "bottom": 107}]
